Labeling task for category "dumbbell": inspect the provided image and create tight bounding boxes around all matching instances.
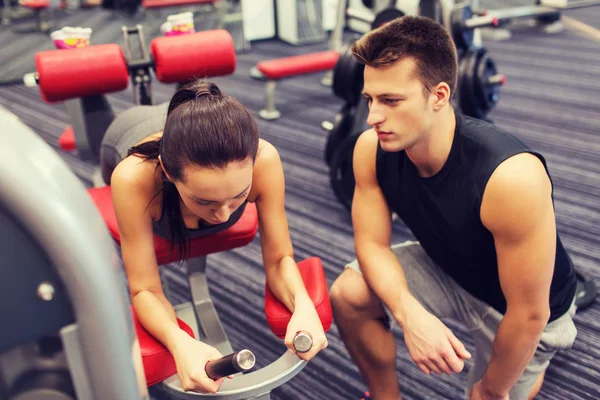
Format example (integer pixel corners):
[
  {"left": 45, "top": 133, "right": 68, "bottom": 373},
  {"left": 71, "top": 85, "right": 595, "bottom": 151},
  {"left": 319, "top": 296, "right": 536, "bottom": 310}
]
[
  {"left": 204, "top": 331, "right": 314, "bottom": 380},
  {"left": 457, "top": 46, "right": 506, "bottom": 121},
  {"left": 451, "top": 3, "right": 500, "bottom": 54}
]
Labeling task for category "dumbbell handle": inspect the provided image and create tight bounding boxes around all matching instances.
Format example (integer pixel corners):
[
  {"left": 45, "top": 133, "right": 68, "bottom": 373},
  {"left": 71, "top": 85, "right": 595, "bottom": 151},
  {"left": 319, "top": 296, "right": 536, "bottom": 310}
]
[
  {"left": 205, "top": 349, "right": 255, "bottom": 380},
  {"left": 204, "top": 331, "right": 313, "bottom": 380},
  {"left": 487, "top": 74, "right": 507, "bottom": 86},
  {"left": 464, "top": 15, "right": 499, "bottom": 29},
  {"left": 293, "top": 331, "right": 313, "bottom": 353}
]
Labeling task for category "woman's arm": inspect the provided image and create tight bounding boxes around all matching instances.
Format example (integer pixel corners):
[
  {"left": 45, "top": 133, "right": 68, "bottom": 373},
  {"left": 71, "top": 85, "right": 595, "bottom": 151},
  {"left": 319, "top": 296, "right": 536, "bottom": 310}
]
[
  {"left": 111, "top": 158, "right": 226, "bottom": 393},
  {"left": 251, "top": 141, "right": 309, "bottom": 309},
  {"left": 111, "top": 159, "right": 183, "bottom": 350},
  {"left": 251, "top": 140, "right": 327, "bottom": 359}
]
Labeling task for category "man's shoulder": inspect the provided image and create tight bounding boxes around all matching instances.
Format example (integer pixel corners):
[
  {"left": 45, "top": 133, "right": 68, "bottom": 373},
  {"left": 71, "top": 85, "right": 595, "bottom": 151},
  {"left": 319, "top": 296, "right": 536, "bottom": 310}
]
[{"left": 459, "top": 114, "right": 525, "bottom": 151}]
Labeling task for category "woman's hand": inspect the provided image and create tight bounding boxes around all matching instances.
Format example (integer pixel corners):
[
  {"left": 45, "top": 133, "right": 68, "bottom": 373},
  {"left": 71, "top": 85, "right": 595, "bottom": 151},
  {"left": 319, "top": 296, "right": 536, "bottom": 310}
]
[
  {"left": 170, "top": 331, "right": 227, "bottom": 393},
  {"left": 284, "top": 296, "right": 328, "bottom": 361}
]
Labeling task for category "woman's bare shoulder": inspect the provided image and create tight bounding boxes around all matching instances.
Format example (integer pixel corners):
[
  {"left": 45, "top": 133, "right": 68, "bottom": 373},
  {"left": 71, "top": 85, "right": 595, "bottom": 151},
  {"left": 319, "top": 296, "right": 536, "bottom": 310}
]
[{"left": 110, "top": 156, "right": 162, "bottom": 217}]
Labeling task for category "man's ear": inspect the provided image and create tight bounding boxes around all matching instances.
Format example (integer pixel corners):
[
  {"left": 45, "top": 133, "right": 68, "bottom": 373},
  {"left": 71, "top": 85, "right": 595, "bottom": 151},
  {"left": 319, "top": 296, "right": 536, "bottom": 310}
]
[{"left": 432, "top": 82, "right": 451, "bottom": 111}]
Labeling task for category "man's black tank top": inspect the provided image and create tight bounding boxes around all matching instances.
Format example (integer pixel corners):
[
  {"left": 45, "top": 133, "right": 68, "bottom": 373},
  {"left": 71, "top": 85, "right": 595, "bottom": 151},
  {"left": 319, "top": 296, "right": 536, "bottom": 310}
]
[{"left": 375, "top": 112, "right": 576, "bottom": 322}]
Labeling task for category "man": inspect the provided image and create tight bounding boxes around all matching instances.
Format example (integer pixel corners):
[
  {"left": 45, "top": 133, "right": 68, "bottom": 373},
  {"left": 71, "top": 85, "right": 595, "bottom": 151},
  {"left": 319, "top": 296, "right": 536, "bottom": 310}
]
[{"left": 330, "top": 16, "right": 578, "bottom": 400}]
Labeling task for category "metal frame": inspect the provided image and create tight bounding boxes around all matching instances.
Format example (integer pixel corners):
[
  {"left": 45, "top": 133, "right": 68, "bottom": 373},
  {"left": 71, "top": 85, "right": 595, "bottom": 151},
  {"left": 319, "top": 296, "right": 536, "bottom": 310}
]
[
  {"left": 0, "top": 106, "right": 146, "bottom": 400},
  {"left": 156, "top": 255, "right": 306, "bottom": 399},
  {"left": 64, "top": 95, "right": 117, "bottom": 164},
  {"left": 258, "top": 81, "right": 282, "bottom": 121}
]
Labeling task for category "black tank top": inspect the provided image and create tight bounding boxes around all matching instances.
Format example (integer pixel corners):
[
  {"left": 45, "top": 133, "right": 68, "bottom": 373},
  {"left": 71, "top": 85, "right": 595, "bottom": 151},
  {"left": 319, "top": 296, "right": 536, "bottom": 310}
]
[
  {"left": 376, "top": 112, "right": 576, "bottom": 322},
  {"left": 152, "top": 200, "right": 248, "bottom": 240}
]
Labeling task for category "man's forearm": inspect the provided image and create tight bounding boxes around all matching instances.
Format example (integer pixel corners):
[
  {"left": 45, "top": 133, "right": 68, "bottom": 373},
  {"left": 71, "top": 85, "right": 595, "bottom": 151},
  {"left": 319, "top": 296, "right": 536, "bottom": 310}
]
[
  {"left": 357, "top": 245, "right": 419, "bottom": 326},
  {"left": 481, "top": 312, "right": 546, "bottom": 397}
]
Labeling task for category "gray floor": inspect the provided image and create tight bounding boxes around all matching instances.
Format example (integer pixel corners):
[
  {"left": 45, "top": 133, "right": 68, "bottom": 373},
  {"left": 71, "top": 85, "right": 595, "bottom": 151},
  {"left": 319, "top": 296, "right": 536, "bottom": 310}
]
[{"left": 0, "top": 1, "right": 599, "bottom": 399}]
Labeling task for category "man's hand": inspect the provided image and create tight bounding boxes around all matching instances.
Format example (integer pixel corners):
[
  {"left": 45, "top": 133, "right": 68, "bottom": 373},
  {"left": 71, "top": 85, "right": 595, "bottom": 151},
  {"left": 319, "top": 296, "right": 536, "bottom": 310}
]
[
  {"left": 470, "top": 380, "right": 510, "bottom": 400},
  {"left": 402, "top": 302, "right": 471, "bottom": 375}
]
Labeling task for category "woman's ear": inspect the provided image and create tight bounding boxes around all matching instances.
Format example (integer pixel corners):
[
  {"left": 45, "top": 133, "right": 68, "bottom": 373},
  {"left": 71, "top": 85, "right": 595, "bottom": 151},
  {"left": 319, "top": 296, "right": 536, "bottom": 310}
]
[{"left": 158, "top": 155, "right": 172, "bottom": 181}]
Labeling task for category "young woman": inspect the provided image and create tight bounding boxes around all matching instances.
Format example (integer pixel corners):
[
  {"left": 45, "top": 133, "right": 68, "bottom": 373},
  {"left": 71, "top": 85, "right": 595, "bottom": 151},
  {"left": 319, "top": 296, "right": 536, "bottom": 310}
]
[{"left": 101, "top": 80, "right": 327, "bottom": 394}]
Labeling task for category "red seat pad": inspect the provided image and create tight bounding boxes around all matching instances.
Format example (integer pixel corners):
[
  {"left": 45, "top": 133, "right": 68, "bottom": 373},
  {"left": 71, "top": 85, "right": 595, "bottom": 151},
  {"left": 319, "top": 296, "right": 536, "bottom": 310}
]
[
  {"left": 143, "top": 0, "right": 217, "bottom": 8},
  {"left": 20, "top": 0, "right": 49, "bottom": 8},
  {"left": 87, "top": 186, "right": 258, "bottom": 265},
  {"left": 265, "top": 257, "right": 333, "bottom": 338},
  {"left": 131, "top": 306, "right": 195, "bottom": 386},
  {"left": 151, "top": 29, "right": 236, "bottom": 84},
  {"left": 256, "top": 51, "right": 339, "bottom": 80},
  {"left": 35, "top": 44, "right": 129, "bottom": 103},
  {"left": 58, "top": 125, "right": 75, "bottom": 151}
]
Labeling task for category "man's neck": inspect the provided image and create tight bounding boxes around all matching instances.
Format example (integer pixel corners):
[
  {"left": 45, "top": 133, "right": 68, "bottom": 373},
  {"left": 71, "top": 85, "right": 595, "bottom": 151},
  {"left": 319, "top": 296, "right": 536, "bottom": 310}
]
[{"left": 405, "top": 107, "right": 456, "bottom": 178}]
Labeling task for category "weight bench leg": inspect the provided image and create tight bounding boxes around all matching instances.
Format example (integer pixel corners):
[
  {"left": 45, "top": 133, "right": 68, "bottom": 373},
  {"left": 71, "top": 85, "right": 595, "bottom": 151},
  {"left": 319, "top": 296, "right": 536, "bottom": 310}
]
[
  {"left": 259, "top": 80, "right": 281, "bottom": 121},
  {"left": 186, "top": 256, "right": 234, "bottom": 355}
]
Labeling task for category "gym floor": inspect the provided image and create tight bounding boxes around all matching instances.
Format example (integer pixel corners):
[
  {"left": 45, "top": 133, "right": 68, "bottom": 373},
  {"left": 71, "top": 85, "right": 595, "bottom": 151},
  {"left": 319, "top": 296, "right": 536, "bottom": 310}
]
[{"left": 0, "top": 1, "right": 598, "bottom": 399}]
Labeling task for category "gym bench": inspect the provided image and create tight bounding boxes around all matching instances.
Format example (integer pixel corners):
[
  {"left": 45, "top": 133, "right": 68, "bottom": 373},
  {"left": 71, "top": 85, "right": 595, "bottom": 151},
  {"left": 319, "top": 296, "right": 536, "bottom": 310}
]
[{"left": 250, "top": 51, "right": 340, "bottom": 121}]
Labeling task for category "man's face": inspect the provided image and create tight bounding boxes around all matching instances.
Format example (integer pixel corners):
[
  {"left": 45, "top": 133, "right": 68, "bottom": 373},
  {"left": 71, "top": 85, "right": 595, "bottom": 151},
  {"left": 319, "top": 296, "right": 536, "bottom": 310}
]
[{"left": 363, "top": 57, "right": 436, "bottom": 153}]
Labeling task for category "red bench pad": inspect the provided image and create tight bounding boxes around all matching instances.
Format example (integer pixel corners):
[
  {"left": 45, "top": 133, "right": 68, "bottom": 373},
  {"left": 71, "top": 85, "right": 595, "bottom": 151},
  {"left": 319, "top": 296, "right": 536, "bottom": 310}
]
[
  {"left": 87, "top": 186, "right": 258, "bottom": 265},
  {"left": 35, "top": 44, "right": 129, "bottom": 103},
  {"left": 143, "top": 0, "right": 217, "bottom": 7},
  {"left": 265, "top": 257, "right": 333, "bottom": 338},
  {"left": 151, "top": 30, "right": 236, "bottom": 84},
  {"left": 256, "top": 51, "right": 339, "bottom": 80},
  {"left": 20, "top": 0, "right": 50, "bottom": 8},
  {"left": 132, "top": 307, "right": 195, "bottom": 386}
]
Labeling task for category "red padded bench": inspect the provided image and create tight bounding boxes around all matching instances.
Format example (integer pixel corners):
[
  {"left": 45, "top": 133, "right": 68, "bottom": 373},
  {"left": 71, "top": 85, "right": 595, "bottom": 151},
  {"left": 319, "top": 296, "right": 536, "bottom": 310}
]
[
  {"left": 87, "top": 186, "right": 332, "bottom": 387},
  {"left": 88, "top": 185, "right": 258, "bottom": 264},
  {"left": 251, "top": 50, "right": 339, "bottom": 120}
]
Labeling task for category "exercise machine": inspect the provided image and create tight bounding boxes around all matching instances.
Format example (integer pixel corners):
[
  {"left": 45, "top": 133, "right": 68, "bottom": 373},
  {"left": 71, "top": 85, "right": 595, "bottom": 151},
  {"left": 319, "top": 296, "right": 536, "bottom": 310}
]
[{"left": 0, "top": 103, "right": 333, "bottom": 398}]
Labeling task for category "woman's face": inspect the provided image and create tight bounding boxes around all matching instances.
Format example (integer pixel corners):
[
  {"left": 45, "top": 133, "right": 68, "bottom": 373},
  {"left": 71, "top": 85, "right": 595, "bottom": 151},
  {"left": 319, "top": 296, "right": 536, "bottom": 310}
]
[{"left": 173, "top": 158, "right": 253, "bottom": 224}]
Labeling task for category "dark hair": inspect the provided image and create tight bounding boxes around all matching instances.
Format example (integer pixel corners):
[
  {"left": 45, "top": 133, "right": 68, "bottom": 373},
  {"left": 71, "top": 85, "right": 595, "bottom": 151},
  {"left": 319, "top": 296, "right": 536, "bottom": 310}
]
[
  {"left": 127, "top": 80, "right": 259, "bottom": 260},
  {"left": 352, "top": 15, "right": 458, "bottom": 98}
]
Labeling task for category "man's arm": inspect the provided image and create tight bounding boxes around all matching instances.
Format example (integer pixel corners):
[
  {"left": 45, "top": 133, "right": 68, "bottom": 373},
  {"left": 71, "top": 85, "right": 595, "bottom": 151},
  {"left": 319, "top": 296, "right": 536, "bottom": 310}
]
[
  {"left": 353, "top": 130, "right": 471, "bottom": 375},
  {"left": 479, "top": 153, "right": 556, "bottom": 397},
  {"left": 352, "top": 129, "right": 416, "bottom": 320}
]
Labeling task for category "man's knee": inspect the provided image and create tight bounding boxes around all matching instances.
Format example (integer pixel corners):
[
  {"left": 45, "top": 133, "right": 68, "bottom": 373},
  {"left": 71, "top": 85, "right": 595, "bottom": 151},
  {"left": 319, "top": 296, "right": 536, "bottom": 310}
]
[{"left": 330, "top": 268, "right": 384, "bottom": 319}]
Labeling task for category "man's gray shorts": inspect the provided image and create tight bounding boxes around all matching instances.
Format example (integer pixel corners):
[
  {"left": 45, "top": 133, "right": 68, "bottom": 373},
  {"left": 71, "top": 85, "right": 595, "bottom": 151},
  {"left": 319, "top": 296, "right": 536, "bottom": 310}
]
[{"left": 345, "top": 241, "right": 578, "bottom": 400}]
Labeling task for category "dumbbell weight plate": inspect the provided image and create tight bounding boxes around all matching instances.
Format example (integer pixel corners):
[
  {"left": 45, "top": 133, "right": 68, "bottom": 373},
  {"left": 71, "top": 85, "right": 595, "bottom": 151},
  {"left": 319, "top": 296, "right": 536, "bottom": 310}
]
[
  {"left": 451, "top": 4, "right": 474, "bottom": 53},
  {"left": 325, "top": 104, "right": 357, "bottom": 167},
  {"left": 332, "top": 41, "right": 364, "bottom": 106},
  {"left": 459, "top": 47, "right": 502, "bottom": 121},
  {"left": 474, "top": 49, "right": 500, "bottom": 119},
  {"left": 329, "top": 133, "right": 361, "bottom": 211},
  {"left": 458, "top": 49, "right": 480, "bottom": 119}
]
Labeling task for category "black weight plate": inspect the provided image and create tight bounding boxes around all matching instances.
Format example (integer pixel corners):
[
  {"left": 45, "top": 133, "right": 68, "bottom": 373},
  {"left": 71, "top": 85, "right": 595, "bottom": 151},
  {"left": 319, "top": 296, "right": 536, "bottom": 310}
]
[
  {"left": 371, "top": 8, "right": 405, "bottom": 30},
  {"left": 333, "top": 40, "right": 365, "bottom": 106},
  {"left": 419, "top": 0, "right": 444, "bottom": 25},
  {"left": 361, "top": 0, "right": 374, "bottom": 9},
  {"left": 325, "top": 104, "right": 357, "bottom": 166},
  {"left": 330, "top": 133, "right": 361, "bottom": 212},
  {"left": 457, "top": 50, "right": 475, "bottom": 117},
  {"left": 474, "top": 49, "right": 500, "bottom": 118},
  {"left": 451, "top": 4, "right": 474, "bottom": 53},
  {"left": 459, "top": 48, "right": 487, "bottom": 119}
]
